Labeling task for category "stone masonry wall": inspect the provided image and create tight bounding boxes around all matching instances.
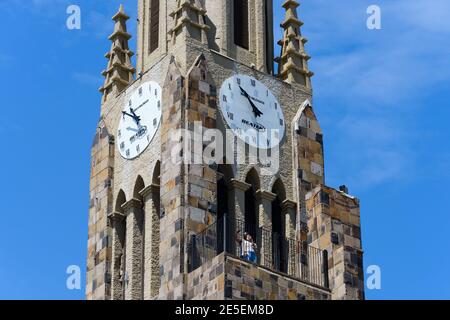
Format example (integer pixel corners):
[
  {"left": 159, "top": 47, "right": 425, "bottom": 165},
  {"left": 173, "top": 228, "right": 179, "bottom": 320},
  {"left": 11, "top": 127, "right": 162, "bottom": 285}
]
[
  {"left": 224, "top": 256, "right": 330, "bottom": 300},
  {"left": 186, "top": 254, "right": 226, "bottom": 300},
  {"left": 186, "top": 254, "right": 330, "bottom": 300},
  {"left": 86, "top": 122, "right": 114, "bottom": 300},
  {"left": 306, "top": 186, "right": 364, "bottom": 300}
]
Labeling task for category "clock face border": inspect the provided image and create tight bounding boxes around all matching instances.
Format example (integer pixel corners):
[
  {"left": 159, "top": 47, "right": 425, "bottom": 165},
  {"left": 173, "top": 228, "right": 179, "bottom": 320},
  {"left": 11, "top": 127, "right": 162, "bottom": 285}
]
[
  {"left": 117, "top": 81, "right": 162, "bottom": 160},
  {"left": 219, "top": 74, "right": 286, "bottom": 150}
]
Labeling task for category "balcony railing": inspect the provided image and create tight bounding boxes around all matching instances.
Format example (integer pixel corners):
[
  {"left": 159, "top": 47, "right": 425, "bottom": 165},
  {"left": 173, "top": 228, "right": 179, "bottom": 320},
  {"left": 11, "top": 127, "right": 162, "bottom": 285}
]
[{"left": 188, "top": 215, "right": 329, "bottom": 289}]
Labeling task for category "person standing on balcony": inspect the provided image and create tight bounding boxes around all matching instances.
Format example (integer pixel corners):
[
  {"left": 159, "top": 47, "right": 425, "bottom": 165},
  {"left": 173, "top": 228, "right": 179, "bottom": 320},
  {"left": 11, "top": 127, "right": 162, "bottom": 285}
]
[
  {"left": 242, "top": 234, "right": 257, "bottom": 263},
  {"left": 247, "top": 234, "right": 257, "bottom": 263},
  {"left": 236, "top": 231, "right": 248, "bottom": 258}
]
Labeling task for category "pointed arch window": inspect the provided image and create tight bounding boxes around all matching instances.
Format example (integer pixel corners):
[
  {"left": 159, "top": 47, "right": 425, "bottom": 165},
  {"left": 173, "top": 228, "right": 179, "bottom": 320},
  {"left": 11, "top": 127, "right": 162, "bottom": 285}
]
[
  {"left": 149, "top": 0, "right": 160, "bottom": 53},
  {"left": 234, "top": 0, "right": 249, "bottom": 49},
  {"left": 149, "top": 161, "right": 161, "bottom": 298},
  {"left": 112, "top": 190, "right": 127, "bottom": 300},
  {"left": 272, "top": 179, "right": 287, "bottom": 273}
]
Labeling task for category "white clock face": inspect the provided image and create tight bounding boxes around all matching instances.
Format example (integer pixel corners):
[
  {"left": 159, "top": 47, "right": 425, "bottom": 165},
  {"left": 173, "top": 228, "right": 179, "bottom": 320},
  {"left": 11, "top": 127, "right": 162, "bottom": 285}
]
[
  {"left": 117, "top": 81, "right": 162, "bottom": 160},
  {"left": 219, "top": 75, "right": 285, "bottom": 149}
]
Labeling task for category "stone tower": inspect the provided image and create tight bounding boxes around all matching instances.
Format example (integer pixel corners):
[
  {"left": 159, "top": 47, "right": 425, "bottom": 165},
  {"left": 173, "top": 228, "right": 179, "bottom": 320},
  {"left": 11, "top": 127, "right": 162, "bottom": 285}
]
[{"left": 86, "top": 1, "right": 365, "bottom": 300}]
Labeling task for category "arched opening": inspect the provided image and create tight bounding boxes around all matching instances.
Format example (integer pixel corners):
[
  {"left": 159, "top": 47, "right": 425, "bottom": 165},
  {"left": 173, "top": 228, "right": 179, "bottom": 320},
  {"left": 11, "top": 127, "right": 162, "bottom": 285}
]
[
  {"left": 234, "top": 0, "right": 249, "bottom": 49},
  {"left": 264, "top": 0, "right": 274, "bottom": 74},
  {"left": 149, "top": 0, "right": 160, "bottom": 53},
  {"left": 114, "top": 190, "right": 127, "bottom": 299},
  {"left": 217, "top": 164, "right": 233, "bottom": 253},
  {"left": 152, "top": 161, "right": 161, "bottom": 185},
  {"left": 243, "top": 168, "right": 260, "bottom": 262},
  {"left": 132, "top": 176, "right": 145, "bottom": 298},
  {"left": 272, "top": 179, "right": 287, "bottom": 273},
  {"left": 115, "top": 189, "right": 127, "bottom": 213},
  {"left": 133, "top": 176, "right": 145, "bottom": 200},
  {"left": 150, "top": 161, "right": 160, "bottom": 299}
]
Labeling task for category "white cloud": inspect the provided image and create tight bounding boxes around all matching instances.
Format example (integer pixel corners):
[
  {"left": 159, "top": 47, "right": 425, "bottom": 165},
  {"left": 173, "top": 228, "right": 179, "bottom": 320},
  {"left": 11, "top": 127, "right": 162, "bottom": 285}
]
[{"left": 288, "top": 0, "right": 450, "bottom": 190}]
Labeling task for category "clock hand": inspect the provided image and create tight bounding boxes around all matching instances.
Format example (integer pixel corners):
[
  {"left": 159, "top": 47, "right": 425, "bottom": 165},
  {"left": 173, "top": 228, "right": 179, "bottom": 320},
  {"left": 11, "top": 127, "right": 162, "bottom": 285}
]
[
  {"left": 133, "top": 99, "right": 149, "bottom": 113},
  {"left": 126, "top": 127, "right": 139, "bottom": 133},
  {"left": 239, "top": 86, "right": 264, "bottom": 118},
  {"left": 129, "top": 108, "right": 142, "bottom": 125},
  {"left": 122, "top": 111, "right": 141, "bottom": 125},
  {"left": 130, "top": 108, "right": 139, "bottom": 119}
]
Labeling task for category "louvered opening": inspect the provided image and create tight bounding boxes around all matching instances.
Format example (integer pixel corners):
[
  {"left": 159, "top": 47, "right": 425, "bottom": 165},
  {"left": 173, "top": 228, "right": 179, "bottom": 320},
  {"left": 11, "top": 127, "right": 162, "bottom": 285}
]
[
  {"left": 234, "top": 0, "right": 249, "bottom": 50},
  {"left": 149, "top": 0, "right": 160, "bottom": 54}
]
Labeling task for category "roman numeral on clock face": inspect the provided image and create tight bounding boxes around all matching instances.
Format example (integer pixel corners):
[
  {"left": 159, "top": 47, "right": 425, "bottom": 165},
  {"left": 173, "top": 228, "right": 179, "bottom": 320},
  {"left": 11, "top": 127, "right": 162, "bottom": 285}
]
[
  {"left": 219, "top": 75, "right": 286, "bottom": 150},
  {"left": 117, "top": 81, "right": 163, "bottom": 160}
]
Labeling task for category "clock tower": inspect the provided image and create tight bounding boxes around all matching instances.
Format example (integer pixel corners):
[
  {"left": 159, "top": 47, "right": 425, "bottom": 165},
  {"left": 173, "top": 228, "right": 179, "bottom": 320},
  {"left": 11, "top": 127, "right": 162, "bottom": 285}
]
[{"left": 86, "top": 1, "right": 365, "bottom": 301}]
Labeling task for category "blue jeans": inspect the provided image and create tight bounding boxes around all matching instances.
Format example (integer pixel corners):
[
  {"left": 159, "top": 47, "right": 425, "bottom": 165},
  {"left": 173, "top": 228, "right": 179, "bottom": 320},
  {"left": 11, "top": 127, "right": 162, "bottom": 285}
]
[{"left": 245, "top": 251, "right": 256, "bottom": 263}]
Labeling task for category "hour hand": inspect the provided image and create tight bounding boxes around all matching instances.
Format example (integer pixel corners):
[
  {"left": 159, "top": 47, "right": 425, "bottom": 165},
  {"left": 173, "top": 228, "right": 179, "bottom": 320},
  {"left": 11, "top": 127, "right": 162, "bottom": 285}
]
[
  {"left": 130, "top": 108, "right": 140, "bottom": 120},
  {"left": 239, "top": 86, "right": 263, "bottom": 118},
  {"left": 122, "top": 111, "right": 141, "bottom": 124},
  {"left": 250, "top": 101, "right": 263, "bottom": 118}
]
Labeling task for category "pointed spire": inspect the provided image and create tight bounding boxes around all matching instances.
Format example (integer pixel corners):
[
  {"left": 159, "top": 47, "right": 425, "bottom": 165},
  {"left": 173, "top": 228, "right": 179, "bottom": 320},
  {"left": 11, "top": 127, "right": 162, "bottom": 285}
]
[
  {"left": 275, "top": 1, "right": 313, "bottom": 88},
  {"left": 99, "top": 4, "right": 136, "bottom": 103},
  {"left": 168, "top": 0, "right": 210, "bottom": 45}
]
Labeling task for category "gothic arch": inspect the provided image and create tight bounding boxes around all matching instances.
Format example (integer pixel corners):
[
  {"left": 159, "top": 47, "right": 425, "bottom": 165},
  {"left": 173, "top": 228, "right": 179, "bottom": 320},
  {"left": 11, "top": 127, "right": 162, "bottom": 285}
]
[
  {"left": 152, "top": 161, "right": 161, "bottom": 185},
  {"left": 149, "top": 0, "right": 160, "bottom": 54},
  {"left": 217, "top": 163, "right": 235, "bottom": 248},
  {"left": 146, "top": 160, "right": 161, "bottom": 299},
  {"left": 133, "top": 175, "right": 146, "bottom": 199},
  {"left": 234, "top": 0, "right": 249, "bottom": 49},
  {"left": 271, "top": 178, "right": 287, "bottom": 202},
  {"left": 218, "top": 163, "right": 234, "bottom": 183},
  {"left": 112, "top": 189, "right": 127, "bottom": 300},
  {"left": 115, "top": 190, "right": 127, "bottom": 213},
  {"left": 271, "top": 178, "right": 287, "bottom": 273},
  {"left": 243, "top": 167, "right": 260, "bottom": 248},
  {"left": 243, "top": 167, "right": 261, "bottom": 191}
]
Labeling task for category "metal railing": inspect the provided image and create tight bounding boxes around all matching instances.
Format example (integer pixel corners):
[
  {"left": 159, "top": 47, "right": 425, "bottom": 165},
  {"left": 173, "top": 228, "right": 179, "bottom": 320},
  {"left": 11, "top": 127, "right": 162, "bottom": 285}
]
[{"left": 189, "top": 215, "right": 329, "bottom": 289}]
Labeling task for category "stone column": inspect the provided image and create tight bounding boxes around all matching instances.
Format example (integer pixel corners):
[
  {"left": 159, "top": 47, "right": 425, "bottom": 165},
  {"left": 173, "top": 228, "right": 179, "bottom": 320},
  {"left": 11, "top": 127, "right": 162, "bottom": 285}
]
[
  {"left": 230, "top": 179, "right": 251, "bottom": 256},
  {"left": 122, "top": 198, "right": 144, "bottom": 300},
  {"left": 108, "top": 211, "right": 126, "bottom": 300},
  {"left": 140, "top": 184, "right": 160, "bottom": 300},
  {"left": 282, "top": 199, "right": 297, "bottom": 275},
  {"left": 255, "top": 0, "right": 267, "bottom": 73},
  {"left": 282, "top": 200, "right": 297, "bottom": 239},
  {"left": 255, "top": 190, "right": 276, "bottom": 268},
  {"left": 230, "top": 179, "right": 251, "bottom": 222}
]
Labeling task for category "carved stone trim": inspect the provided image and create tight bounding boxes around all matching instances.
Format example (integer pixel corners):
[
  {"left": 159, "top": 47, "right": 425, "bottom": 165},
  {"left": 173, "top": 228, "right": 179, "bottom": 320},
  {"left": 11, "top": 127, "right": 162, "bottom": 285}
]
[
  {"left": 121, "top": 198, "right": 142, "bottom": 213},
  {"left": 230, "top": 179, "right": 251, "bottom": 192},
  {"left": 108, "top": 211, "right": 126, "bottom": 222},
  {"left": 139, "top": 184, "right": 160, "bottom": 200},
  {"left": 282, "top": 199, "right": 297, "bottom": 211},
  {"left": 255, "top": 189, "right": 277, "bottom": 202}
]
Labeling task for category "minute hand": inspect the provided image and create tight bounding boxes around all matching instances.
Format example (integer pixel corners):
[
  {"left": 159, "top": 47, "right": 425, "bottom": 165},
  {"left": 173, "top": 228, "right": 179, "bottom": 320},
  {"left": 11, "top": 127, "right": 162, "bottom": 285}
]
[{"left": 240, "top": 86, "right": 263, "bottom": 118}]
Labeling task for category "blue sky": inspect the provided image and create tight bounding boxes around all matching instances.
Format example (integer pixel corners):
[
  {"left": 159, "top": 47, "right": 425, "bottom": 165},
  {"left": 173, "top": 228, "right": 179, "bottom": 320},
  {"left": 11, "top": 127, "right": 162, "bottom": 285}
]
[{"left": 0, "top": 0, "right": 449, "bottom": 300}]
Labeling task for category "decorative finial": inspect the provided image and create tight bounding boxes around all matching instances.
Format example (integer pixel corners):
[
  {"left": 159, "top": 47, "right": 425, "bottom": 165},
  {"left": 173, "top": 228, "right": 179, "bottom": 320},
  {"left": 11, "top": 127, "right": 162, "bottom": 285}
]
[
  {"left": 275, "top": 1, "right": 313, "bottom": 88},
  {"left": 99, "top": 4, "right": 135, "bottom": 103}
]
